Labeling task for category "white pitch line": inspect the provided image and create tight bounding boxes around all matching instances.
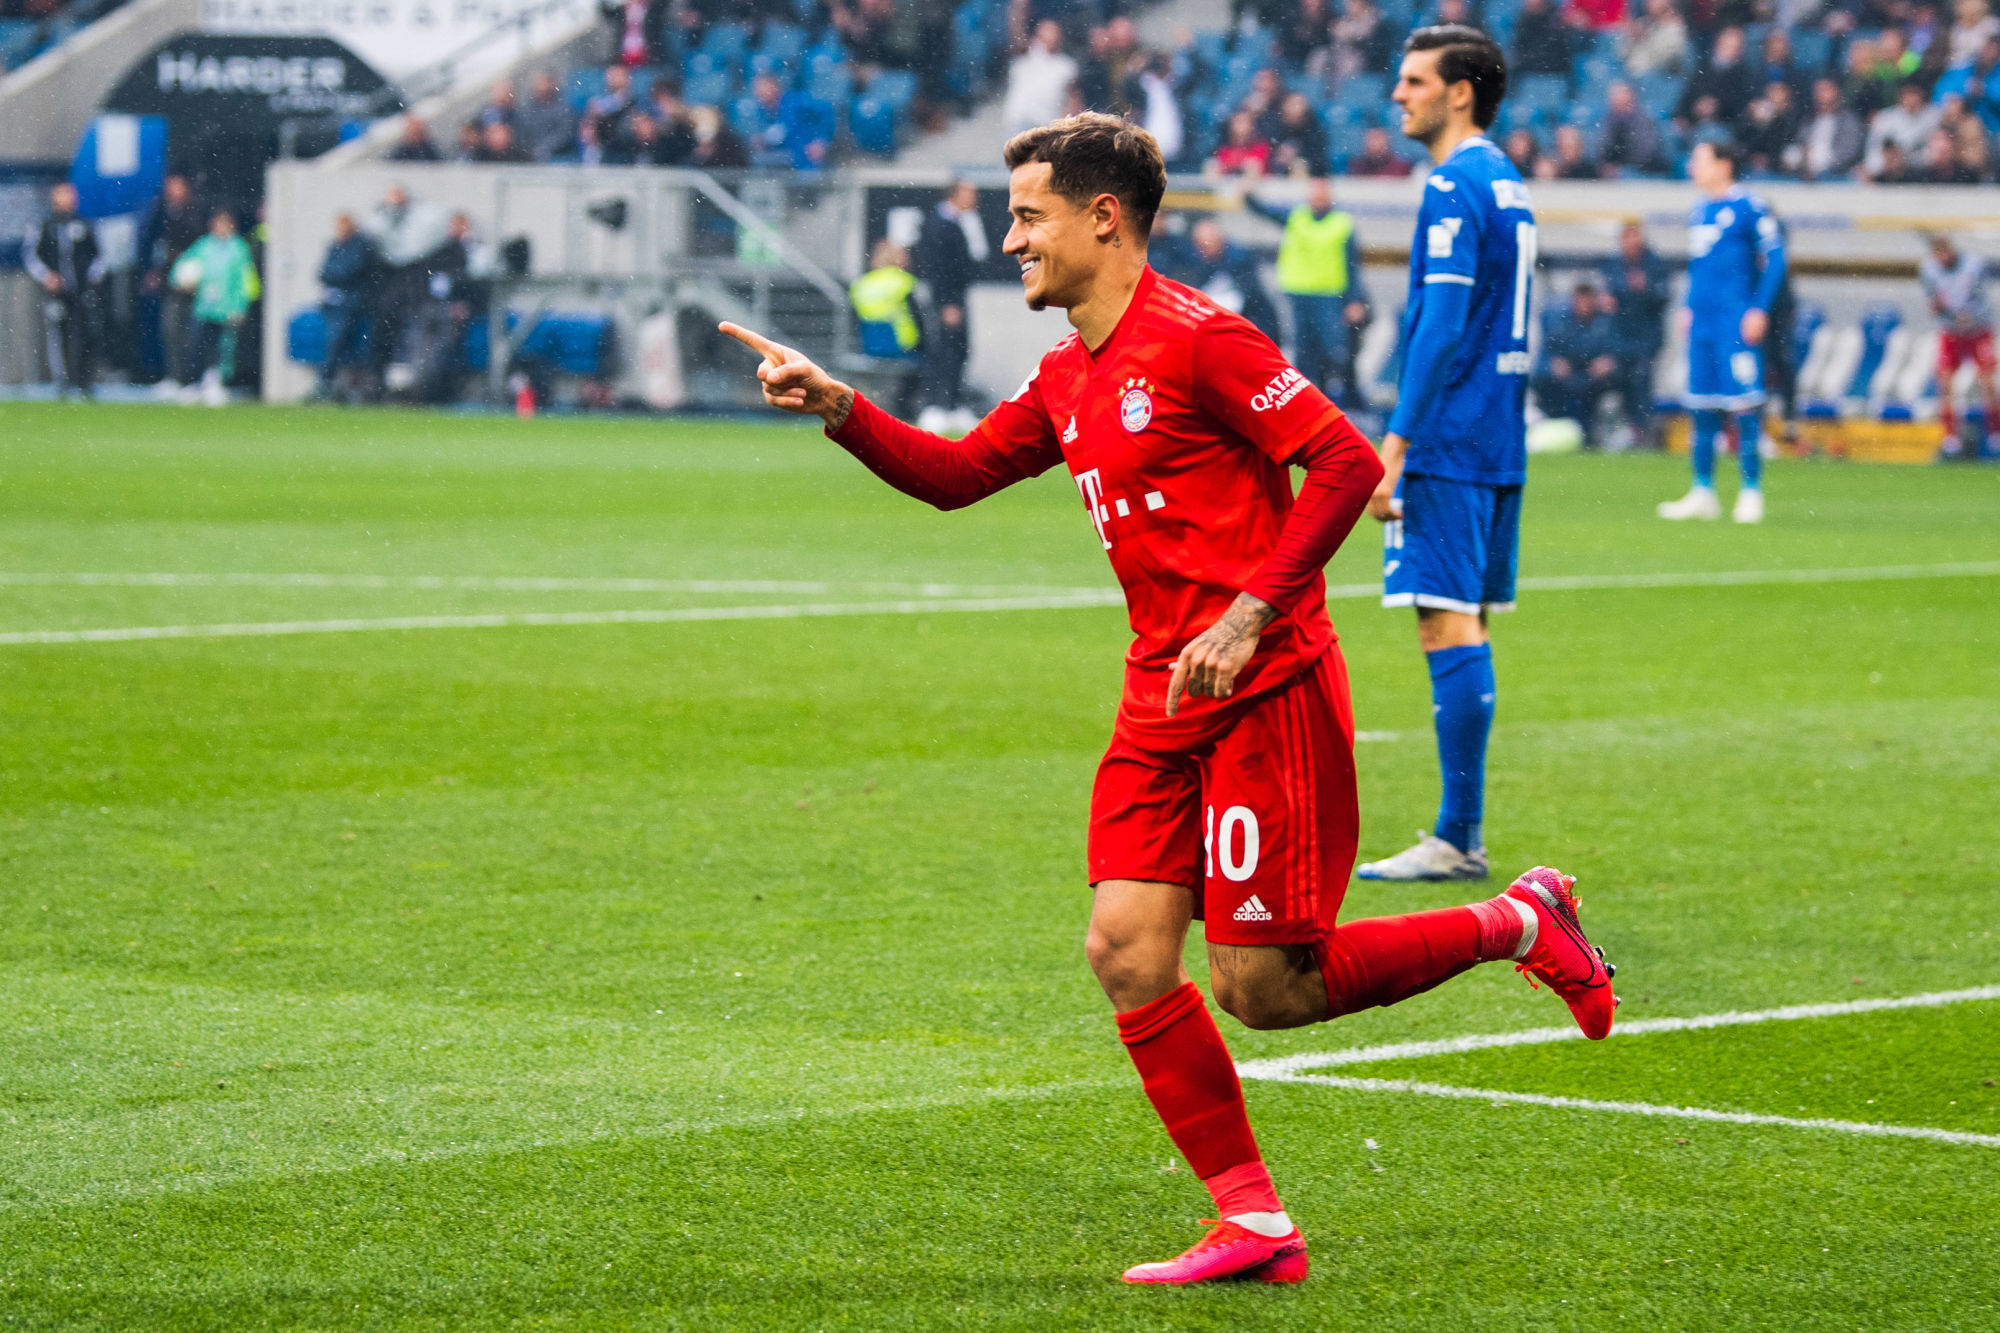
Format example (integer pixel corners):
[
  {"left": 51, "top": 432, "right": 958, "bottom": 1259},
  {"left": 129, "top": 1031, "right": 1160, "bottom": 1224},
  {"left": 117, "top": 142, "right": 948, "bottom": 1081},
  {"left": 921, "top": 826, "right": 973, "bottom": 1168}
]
[
  {"left": 0, "top": 593, "right": 1129, "bottom": 646},
  {"left": 1235, "top": 983, "right": 2000, "bottom": 1080},
  {"left": 1261, "top": 1073, "right": 2000, "bottom": 1148},
  {"left": 0, "top": 571, "right": 1093, "bottom": 597}
]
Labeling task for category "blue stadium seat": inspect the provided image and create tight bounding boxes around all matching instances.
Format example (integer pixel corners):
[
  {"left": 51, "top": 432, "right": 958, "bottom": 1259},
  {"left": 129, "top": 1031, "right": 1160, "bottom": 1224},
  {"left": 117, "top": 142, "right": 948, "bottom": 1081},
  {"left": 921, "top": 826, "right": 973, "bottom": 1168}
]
[
  {"left": 1194, "top": 28, "right": 1230, "bottom": 70},
  {"left": 759, "top": 22, "right": 809, "bottom": 64},
  {"left": 867, "top": 69, "right": 918, "bottom": 109},
  {"left": 1637, "top": 74, "right": 1684, "bottom": 117},
  {"left": 748, "top": 53, "right": 796, "bottom": 84},
  {"left": 685, "top": 68, "right": 734, "bottom": 106},
  {"left": 288, "top": 309, "right": 326, "bottom": 365},
  {"left": 1791, "top": 28, "right": 1833, "bottom": 72},
  {"left": 0, "top": 19, "right": 38, "bottom": 69},
  {"left": 850, "top": 95, "right": 897, "bottom": 153},
  {"left": 568, "top": 67, "right": 607, "bottom": 111},
  {"left": 1328, "top": 121, "right": 1373, "bottom": 165},
  {"left": 1575, "top": 54, "right": 1618, "bottom": 89},
  {"left": 685, "top": 49, "right": 734, "bottom": 81},
  {"left": 701, "top": 21, "right": 752, "bottom": 63},
  {"left": 1498, "top": 101, "right": 1542, "bottom": 133},
  {"left": 807, "top": 59, "right": 853, "bottom": 105},
  {"left": 1791, "top": 302, "right": 1825, "bottom": 369},
  {"left": 1515, "top": 73, "right": 1571, "bottom": 115},
  {"left": 1336, "top": 72, "right": 1389, "bottom": 108},
  {"left": 517, "top": 313, "right": 613, "bottom": 377},
  {"left": 1847, "top": 304, "right": 1903, "bottom": 399}
]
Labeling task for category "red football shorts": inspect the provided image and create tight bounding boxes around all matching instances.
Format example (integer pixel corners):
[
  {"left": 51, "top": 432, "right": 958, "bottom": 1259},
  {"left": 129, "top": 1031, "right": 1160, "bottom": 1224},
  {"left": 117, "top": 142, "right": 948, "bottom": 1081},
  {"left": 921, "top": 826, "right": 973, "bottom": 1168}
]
[
  {"left": 1940, "top": 329, "right": 1997, "bottom": 377},
  {"left": 1087, "top": 647, "right": 1359, "bottom": 947}
]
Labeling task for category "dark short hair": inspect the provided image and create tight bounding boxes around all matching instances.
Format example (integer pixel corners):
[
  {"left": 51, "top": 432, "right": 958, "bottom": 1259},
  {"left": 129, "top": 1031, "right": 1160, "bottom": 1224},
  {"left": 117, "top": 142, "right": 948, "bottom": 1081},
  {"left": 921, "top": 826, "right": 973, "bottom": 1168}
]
[
  {"left": 1003, "top": 111, "right": 1167, "bottom": 235},
  {"left": 1699, "top": 137, "right": 1743, "bottom": 175},
  {"left": 1404, "top": 24, "right": 1508, "bottom": 129}
]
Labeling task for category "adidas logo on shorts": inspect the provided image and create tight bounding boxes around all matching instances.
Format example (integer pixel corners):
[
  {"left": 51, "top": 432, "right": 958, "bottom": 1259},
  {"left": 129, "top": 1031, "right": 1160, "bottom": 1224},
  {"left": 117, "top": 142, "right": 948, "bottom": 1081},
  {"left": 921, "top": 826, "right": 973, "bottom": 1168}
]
[{"left": 1232, "top": 895, "right": 1273, "bottom": 923}]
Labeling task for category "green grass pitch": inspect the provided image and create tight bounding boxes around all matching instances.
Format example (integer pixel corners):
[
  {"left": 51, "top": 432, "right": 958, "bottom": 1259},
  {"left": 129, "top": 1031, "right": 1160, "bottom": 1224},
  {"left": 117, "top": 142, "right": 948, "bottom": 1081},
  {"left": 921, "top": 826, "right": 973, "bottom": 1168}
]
[{"left": 2, "top": 402, "right": 1997, "bottom": 1330}]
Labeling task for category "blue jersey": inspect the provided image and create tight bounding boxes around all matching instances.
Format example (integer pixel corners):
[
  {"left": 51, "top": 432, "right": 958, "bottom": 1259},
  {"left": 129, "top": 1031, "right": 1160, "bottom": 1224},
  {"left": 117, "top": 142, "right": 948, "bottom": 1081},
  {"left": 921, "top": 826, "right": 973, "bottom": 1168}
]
[
  {"left": 1390, "top": 135, "right": 1536, "bottom": 486},
  {"left": 1685, "top": 187, "right": 1786, "bottom": 327}
]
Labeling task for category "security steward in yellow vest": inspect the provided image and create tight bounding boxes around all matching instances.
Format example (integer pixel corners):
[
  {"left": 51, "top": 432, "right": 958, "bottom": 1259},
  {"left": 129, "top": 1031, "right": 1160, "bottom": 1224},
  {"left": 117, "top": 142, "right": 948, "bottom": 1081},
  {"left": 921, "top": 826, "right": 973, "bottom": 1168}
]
[
  {"left": 1244, "top": 178, "right": 1371, "bottom": 405},
  {"left": 849, "top": 238, "right": 922, "bottom": 411}
]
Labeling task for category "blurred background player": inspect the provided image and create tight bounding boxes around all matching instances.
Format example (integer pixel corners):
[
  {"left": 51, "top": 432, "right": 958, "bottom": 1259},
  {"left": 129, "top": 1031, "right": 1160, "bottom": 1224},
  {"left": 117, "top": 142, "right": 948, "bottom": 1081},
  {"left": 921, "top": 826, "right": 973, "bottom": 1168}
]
[
  {"left": 1359, "top": 26, "right": 1534, "bottom": 883},
  {"left": 848, "top": 237, "right": 924, "bottom": 417},
  {"left": 912, "top": 180, "right": 988, "bottom": 434},
  {"left": 1919, "top": 231, "right": 1999, "bottom": 459},
  {"left": 720, "top": 111, "right": 1614, "bottom": 1288},
  {"left": 1658, "top": 140, "right": 1787, "bottom": 525}
]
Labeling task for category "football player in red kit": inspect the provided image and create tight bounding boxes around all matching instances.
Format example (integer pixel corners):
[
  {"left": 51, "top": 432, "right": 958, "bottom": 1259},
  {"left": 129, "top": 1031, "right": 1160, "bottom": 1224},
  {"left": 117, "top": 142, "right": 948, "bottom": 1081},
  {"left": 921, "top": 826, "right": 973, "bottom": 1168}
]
[{"left": 722, "top": 113, "right": 1616, "bottom": 1286}]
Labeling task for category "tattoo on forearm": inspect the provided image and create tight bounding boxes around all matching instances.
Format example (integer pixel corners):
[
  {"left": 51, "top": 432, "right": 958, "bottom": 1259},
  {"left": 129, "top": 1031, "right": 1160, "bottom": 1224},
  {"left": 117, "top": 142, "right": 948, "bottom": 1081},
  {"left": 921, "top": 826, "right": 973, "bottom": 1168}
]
[
  {"left": 1214, "top": 594, "right": 1277, "bottom": 643},
  {"left": 826, "top": 386, "right": 853, "bottom": 431}
]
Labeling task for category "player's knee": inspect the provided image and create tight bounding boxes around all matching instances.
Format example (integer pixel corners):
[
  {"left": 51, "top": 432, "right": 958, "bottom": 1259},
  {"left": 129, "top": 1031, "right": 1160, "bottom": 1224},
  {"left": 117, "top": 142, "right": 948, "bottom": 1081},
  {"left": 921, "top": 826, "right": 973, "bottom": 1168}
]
[
  {"left": 1211, "top": 973, "right": 1313, "bottom": 1031},
  {"left": 1084, "top": 925, "right": 1174, "bottom": 998}
]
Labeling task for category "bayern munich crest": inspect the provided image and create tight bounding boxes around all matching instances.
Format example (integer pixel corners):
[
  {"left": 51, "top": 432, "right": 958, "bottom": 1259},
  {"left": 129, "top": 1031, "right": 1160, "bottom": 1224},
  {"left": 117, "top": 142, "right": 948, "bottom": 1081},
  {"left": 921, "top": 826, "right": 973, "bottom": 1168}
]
[{"left": 1118, "top": 377, "right": 1155, "bottom": 433}]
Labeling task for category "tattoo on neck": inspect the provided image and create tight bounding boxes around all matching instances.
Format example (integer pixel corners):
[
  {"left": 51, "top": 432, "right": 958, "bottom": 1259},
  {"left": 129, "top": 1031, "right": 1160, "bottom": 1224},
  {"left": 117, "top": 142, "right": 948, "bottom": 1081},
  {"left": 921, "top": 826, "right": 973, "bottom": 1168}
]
[
  {"left": 1111, "top": 234, "right": 1122, "bottom": 248},
  {"left": 826, "top": 387, "right": 854, "bottom": 432}
]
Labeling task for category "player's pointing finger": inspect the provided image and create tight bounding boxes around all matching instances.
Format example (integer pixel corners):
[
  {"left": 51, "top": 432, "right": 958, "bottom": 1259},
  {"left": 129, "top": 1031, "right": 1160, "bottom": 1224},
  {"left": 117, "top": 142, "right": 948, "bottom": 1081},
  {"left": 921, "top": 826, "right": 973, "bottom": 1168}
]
[
  {"left": 719, "top": 321, "right": 784, "bottom": 364},
  {"left": 1165, "top": 654, "right": 1189, "bottom": 718}
]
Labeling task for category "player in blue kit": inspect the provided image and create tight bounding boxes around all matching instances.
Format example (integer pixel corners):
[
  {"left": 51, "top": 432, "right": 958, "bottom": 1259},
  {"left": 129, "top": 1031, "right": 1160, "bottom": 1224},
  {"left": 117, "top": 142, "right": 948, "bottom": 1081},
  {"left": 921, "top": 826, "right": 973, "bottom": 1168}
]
[
  {"left": 1659, "top": 140, "right": 1787, "bottom": 525},
  {"left": 1358, "top": 25, "right": 1534, "bottom": 882}
]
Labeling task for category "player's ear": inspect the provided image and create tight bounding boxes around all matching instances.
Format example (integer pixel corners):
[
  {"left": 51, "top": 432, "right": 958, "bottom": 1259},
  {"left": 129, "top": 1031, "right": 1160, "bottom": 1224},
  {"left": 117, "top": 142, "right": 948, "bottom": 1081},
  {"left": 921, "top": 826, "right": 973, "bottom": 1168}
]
[{"left": 1091, "top": 192, "right": 1123, "bottom": 243}]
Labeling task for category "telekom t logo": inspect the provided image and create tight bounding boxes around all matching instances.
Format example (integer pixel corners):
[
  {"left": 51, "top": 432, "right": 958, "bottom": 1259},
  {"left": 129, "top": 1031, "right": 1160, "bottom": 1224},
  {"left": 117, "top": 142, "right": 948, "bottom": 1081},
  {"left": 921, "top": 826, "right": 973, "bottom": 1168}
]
[{"left": 1075, "top": 468, "right": 1111, "bottom": 549}]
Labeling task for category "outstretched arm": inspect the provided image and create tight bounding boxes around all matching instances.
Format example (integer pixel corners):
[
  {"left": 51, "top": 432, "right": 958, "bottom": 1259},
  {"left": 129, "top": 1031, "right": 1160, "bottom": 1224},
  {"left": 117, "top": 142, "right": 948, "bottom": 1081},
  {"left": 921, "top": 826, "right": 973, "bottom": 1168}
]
[{"left": 721, "top": 321, "right": 1044, "bottom": 510}]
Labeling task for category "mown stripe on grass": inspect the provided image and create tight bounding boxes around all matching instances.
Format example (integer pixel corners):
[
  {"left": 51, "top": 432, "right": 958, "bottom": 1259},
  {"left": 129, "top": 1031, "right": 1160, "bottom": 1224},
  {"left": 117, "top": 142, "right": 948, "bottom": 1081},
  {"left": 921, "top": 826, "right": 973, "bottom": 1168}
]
[
  {"left": 1266, "top": 1073, "right": 2000, "bottom": 1148},
  {"left": 1236, "top": 983, "right": 2000, "bottom": 1078}
]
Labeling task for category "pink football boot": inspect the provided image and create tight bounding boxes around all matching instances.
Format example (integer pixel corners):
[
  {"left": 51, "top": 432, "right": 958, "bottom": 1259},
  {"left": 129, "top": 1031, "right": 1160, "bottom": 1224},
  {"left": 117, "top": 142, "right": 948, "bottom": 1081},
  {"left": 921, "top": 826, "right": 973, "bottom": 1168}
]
[
  {"left": 1121, "top": 1219, "right": 1308, "bottom": 1285},
  {"left": 1504, "top": 866, "right": 1619, "bottom": 1040}
]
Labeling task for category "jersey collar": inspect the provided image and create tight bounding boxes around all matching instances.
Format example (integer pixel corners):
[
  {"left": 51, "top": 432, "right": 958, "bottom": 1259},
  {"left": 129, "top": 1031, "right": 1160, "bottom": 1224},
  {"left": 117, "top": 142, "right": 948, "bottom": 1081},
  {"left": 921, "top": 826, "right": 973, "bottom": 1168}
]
[
  {"left": 1448, "top": 134, "right": 1495, "bottom": 161},
  {"left": 1085, "top": 263, "right": 1158, "bottom": 360}
]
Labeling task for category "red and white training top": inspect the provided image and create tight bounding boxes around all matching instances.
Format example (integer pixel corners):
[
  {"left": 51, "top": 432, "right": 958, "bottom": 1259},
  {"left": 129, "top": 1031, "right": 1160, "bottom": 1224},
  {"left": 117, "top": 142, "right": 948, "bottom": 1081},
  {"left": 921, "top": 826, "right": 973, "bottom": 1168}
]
[{"left": 828, "top": 265, "right": 1382, "bottom": 753}]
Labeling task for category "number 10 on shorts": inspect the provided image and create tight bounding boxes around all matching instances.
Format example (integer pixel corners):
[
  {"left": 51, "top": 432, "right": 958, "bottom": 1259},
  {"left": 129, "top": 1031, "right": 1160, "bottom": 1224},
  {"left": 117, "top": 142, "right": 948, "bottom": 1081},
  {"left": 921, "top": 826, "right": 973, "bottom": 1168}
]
[{"left": 1205, "top": 804, "right": 1261, "bottom": 882}]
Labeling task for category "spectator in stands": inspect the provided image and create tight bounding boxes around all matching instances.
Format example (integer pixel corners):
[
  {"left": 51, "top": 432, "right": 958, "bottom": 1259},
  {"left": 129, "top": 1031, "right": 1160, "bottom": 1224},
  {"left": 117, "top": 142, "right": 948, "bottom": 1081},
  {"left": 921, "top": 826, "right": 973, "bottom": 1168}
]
[
  {"left": 24, "top": 182, "right": 102, "bottom": 398},
  {"left": 1599, "top": 220, "right": 1670, "bottom": 442},
  {"left": 1268, "top": 92, "right": 1331, "bottom": 175},
  {"left": 1533, "top": 282, "right": 1620, "bottom": 445},
  {"left": 1003, "top": 20, "right": 1078, "bottom": 135},
  {"left": 1178, "top": 217, "right": 1282, "bottom": 339},
  {"left": 478, "top": 80, "right": 518, "bottom": 130},
  {"left": 450, "top": 123, "right": 483, "bottom": 162},
  {"left": 1743, "top": 81, "right": 1803, "bottom": 174},
  {"left": 1080, "top": 15, "right": 1144, "bottom": 114},
  {"left": 1868, "top": 29, "right": 1923, "bottom": 103},
  {"left": 1321, "top": 0, "right": 1395, "bottom": 81},
  {"left": 1867, "top": 79, "right": 1945, "bottom": 175},
  {"left": 1920, "top": 122, "right": 1987, "bottom": 177},
  {"left": 410, "top": 212, "right": 490, "bottom": 404},
  {"left": 1567, "top": 0, "right": 1627, "bottom": 28},
  {"left": 1504, "top": 126, "right": 1542, "bottom": 174},
  {"left": 181, "top": 209, "right": 257, "bottom": 407},
  {"left": 1796, "top": 75, "right": 1865, "bottom": 177},
  {"left": 912, "top": 180, "right": 987, "bottom": 426},
  {"left": 315, "top": 212, "right": 377, "bottom": 401},
  {"left": 642, "top": 83, "right": 696, "bottom": 164},
  {"left": 834, "top": 0, "right": 910, "bottom": 80},
  {"left": 1840, "top": 37, "right": 1892, "bottom": 120},
  {"left": 1872, "top": 138, "right": 1921, "bottom": 180},
  {"left": 475, "top": 122, "right": 532, "bottom": 164},
  {"left": 1756, "top": 29, "right": 1807, "bottom": 102},
  {"left": 686, "top": 104, "right": 749, "bottom": 168},
  {"left": 603, "top": 0, "right": 671, "bottom": 69},
  {"left": 1950, "top": 0, "right": 2000, "bottom": 65},
  {"left": 1245, "top": 177, "right": 1369, "bottom": 403},
  {"left": 519, "top": 71, "right": 579, "bottom": 161},
  {"left": 1212, "top": 109, "right": 1273, "bottom": 176},
  {"left": 1934, "top": 34, "right": 2000, "bottom": 130},
  {"left": 586, "top": 65, "right": 638, "bottom": 154},
  {"left": 1242, "top": 67, "right": 1286, "bottom": 140},
  {"left": 743, "top": 73, "right": 830, "bottom": 169},
  {"left": 1953, "top": 105, "right": 1997, "bottom": 174},
  {"left": 1618, "top": 0, "right": 1691, "bottom": 78},
  {"left": 1132, "top": 50, "right": 1189, "bottom": 167},
  {"left": 1278, "top": 0, "right": 1334, "bottom": 68},
  {"left": 1535, "top": 123, "right": 1599, "bottom": 178},
  {"left": 1348, "top": 125, "right": 1413, "bottom": 174},
  {"left": 387, "top": 116, "right": 443, "bottom": 162},
  {"left": 1597, "top": 80, "right": 1668, "bottom": 174},
  {"left": 1512, "top": 0, "right": 1577, "bottom": 76},
  {"left": 1676, "top": 26, "right": 1758, "bottom": 135},
  {"left": 140, "top": 173, "right": 204, "bottom": 392}
]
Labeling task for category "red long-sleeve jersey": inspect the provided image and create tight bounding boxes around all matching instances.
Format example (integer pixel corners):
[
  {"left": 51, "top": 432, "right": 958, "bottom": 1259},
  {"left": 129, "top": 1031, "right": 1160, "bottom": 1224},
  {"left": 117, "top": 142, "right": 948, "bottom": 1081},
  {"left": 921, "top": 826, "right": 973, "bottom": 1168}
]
[{"left": 830, "top": 265, "right": 1382, "bottom": 751}]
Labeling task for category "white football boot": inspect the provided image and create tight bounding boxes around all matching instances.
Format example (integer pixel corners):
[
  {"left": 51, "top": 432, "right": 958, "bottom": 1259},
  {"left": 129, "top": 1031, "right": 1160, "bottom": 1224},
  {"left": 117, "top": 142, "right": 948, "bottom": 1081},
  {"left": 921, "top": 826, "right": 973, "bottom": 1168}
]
[
  {"left": 1355, "top": 833, "right": 1490, "bottom": 882},
  {"left": 1657, "top": 486, "right": 1721, "bottom": 520},
  {"left": 1732, "top": 487, "right": 1764, "bottom": 523}
]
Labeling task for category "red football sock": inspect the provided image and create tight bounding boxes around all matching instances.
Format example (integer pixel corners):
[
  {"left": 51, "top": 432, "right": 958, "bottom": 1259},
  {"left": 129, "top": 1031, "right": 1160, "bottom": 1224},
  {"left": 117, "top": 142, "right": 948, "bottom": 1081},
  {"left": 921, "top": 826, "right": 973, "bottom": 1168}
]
[
  {"left": 1319, "top": 903, "right": 1512, "bottom": 1019},
  {"left": 1116, "top": 982, "right": 1280, "bottom": 1215}
]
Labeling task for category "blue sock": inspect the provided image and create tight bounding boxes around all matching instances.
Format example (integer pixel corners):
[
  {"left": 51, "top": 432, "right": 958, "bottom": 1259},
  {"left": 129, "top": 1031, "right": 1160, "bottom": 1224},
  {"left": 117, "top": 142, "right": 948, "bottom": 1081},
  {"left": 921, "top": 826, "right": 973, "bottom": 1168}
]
[
  {"left": 1736, "top": 411, "right": 1763, "bottom": 488},
  {"left": 1428, "top": 643, "right": 1495, "bottom": 853},
  {"left": 1692, "top": 411, "right": 1721, "bottom": 488}
]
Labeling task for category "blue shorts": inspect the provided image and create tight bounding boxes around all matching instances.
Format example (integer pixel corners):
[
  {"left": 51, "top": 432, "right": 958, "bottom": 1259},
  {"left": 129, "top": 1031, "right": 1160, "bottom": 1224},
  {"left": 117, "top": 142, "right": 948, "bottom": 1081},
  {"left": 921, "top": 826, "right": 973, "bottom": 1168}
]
[
  {"left": 1685, "top": 319, "right": 1765, "bottom": 411},
  {"left": 1382, "top": 474, "right": 1522, "bottom": 615}
]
